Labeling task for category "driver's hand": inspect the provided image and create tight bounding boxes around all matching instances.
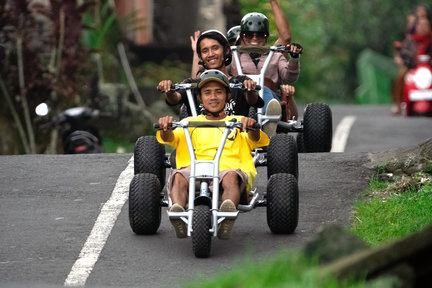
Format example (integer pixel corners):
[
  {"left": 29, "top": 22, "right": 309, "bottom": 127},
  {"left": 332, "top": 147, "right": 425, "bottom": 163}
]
[
  {"left": 158, "top": 116, "right": 173, "bottom": 131},
  {"left": 288, "top": 43, "right": 303, "bottom": 58},
  {"left": 157, "top": 80, "right": 173, "bottom": 93},
  {"left": 243, "top": 79, "right": 257, "bottom": 91},
  {"left": 241, "top": 117, "right": 257, "bottom": 132},
  {"left": 281, "top": 84, "right": 295, "bottom": 96}
]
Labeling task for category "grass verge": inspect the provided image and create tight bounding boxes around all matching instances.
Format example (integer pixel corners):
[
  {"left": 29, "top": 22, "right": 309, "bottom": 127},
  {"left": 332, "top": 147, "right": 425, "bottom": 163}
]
[
  {"left": 351, "top": 170, "right": 432, "bottom": 246},
  {"left": 102, "top": 137, "right": 135, "bottom": 153},
  {"left": 183, "top": 251, "right": 363, "bottom": 288},
  {"left": 179, "top": 166, "right": 432, "bottom": 288}
]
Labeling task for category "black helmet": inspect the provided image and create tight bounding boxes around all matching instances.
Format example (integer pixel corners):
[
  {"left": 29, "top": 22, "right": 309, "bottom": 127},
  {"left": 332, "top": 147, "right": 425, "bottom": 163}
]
[
  {"left": 196, "top": 30, "right": 232, "bottom": 67},
  {"left": 240, "top": 12, "right": 269, "bottom": 36},
  {"left": 226, "top": 25, "right": 241, "bottom": 44}
]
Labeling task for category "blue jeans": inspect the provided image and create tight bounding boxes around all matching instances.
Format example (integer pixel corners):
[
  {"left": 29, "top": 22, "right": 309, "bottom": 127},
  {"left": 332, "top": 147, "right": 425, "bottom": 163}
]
[{"left": 262, "top": 86, "right": 279, "bottom": 112}]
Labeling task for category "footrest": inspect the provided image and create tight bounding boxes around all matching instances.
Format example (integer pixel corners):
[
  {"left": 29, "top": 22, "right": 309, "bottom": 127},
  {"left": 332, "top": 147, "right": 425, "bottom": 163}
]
[{"left": 216, "top": 211, "right": 239, "bottom": 224}]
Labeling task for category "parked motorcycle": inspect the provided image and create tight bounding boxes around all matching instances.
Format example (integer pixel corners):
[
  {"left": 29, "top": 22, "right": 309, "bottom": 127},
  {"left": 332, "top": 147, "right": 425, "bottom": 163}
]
[
  {"left": 50, "top": 107, "right": 103, "bottom": 154},
  {"left": 404, "top": 54, "right": 432, "bottom": 117}
]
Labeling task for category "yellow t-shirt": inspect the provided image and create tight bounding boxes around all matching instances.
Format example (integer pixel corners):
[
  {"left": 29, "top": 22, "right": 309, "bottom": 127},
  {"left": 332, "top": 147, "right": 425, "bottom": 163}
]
[{"left": 157, "top": 115, "right": 269, "bottom": 191}]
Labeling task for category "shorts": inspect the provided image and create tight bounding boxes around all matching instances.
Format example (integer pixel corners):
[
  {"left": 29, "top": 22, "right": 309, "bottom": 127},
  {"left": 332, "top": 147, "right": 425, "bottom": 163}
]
[{"left": 166, "top": 166, "right": 248, "bottom": 196}]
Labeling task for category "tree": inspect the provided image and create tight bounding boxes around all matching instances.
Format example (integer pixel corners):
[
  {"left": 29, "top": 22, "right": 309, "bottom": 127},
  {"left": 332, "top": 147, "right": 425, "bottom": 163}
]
[{"left": 239, "top": 0, "right": 417, "bottom": 103}]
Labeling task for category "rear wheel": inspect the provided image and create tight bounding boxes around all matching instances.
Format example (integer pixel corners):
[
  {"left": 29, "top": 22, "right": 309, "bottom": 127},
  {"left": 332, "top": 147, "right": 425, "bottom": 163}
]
[
  {"left": 192, "top": 205, "right": 212, "bottom": 258},
  {"left": 129, "top": 173, "right": 162, "bottom": 235},
  {"left": 134, "top": 136, "right": 166, "bottom": 187},
  {"left": 267, "top": 133, "right": 298, "bottom": 179},
  {"left": 303, "top": 103, "right": 332, "bottom": 152},
  {"left": 266, "top": 173, "right": 298, "bottom": 234}
]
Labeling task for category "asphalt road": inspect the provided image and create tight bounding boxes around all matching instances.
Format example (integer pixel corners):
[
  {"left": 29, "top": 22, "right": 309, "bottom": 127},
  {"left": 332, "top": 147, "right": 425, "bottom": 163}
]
[{"left": 1, "top": 105, "right": 431, "bottom": 288}]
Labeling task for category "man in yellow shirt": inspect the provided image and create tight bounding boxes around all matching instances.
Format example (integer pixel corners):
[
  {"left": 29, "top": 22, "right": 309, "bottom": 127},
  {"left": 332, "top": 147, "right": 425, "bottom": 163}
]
[{"left": 157, "top": 70, "right": 269, "bottom": 239}]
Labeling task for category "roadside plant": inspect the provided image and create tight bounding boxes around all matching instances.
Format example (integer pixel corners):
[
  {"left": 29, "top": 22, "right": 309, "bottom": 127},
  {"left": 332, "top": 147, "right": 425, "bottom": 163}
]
[
  {"left": 0, "top": 0, "right": 91, "bottom": 154},
  {"left": 352, "top": 164, "right": 432, "bottom": 245}
]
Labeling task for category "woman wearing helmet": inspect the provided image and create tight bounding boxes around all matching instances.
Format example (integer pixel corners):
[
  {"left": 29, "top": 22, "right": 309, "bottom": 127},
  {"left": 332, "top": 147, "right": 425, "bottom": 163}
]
[
  {"left": 158, "top": 29, "right": 264, "bottom": 118},
  {"left": 227, "top": 9, "right": 303, "bottom": 136}
]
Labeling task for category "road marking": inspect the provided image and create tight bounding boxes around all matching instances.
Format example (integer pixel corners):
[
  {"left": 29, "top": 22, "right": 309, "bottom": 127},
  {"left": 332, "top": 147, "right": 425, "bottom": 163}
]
[
  {"left": 64, "top": 156, "right": 134, "bottom": 287},
  {"left": 331, "top": 116, "right": 356, "bottom": 152}
]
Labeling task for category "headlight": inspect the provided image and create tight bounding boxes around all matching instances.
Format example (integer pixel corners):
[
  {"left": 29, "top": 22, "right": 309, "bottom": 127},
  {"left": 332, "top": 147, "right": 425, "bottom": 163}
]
[
  {"left": 413, "top": 67, "right": 432, "bottom": 89},
  {"left": 35, "top": 103, "right": 49, "bottom": 116}
]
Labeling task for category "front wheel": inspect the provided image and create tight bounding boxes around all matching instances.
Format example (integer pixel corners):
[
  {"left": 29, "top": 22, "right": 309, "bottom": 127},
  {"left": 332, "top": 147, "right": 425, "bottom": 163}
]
[
  {"left": 192, "top": 205, "right": 212, "bottom": 258},
  {"left": 129, "top": 173, "right": 162, "bottom": 235},
  {"left": 266, "top": 173, "right": 299, "bottom": 234}
]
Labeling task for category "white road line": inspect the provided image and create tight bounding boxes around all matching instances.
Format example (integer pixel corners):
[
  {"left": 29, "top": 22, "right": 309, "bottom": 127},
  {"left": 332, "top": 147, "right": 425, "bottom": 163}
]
[
  {"left": 64, "top": 156, "right": 134, "bottom": 287},
  {"left": 331, "top": 116, "right": 356, "bottom": 152}
]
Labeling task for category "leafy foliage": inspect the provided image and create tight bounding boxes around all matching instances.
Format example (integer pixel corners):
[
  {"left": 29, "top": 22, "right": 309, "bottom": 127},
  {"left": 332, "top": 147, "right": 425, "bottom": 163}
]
[
  {"left": 0, "top": 0, "right": 145, "bottom": 154},
  {"left": 0, "top": 0, "right": 93, "bottom": 153},
  {"left": 81, "top": 1, "right": 144, "bottom": 83},
  {"left": 0, "top": 0, "right": 424, "bottom": 153},
  {"left": 240, "top": 0, "right": 417, "bottom": 103}
]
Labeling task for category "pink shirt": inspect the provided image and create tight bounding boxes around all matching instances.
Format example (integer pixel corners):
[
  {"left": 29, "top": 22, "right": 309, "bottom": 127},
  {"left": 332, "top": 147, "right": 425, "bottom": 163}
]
[{"left": 227, "top": 52, "right": 300, "bottom": 90}]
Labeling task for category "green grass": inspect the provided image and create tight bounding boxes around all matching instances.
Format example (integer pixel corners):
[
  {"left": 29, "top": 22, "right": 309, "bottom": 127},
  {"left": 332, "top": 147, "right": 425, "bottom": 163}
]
[
  {"left": 182, "top": 251, "right": 364, "bottom": 288},
  {"left": 366, "top": 175, "right": 389, "bottom": 195},
  {"left": 351, "top": 174, "right": 432, "bottom": 246},
  {"left": 102, "top": 137, "right": 135, "bottom": 153}
]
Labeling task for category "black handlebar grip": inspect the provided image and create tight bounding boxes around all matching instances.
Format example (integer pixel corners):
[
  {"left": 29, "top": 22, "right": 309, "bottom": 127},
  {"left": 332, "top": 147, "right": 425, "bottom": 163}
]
[
  {"left": 156, "top": 84, "right": 176, "bottom": 92},
  {"left": 252, "top": 123, "right": 261, "bottom": 129}
]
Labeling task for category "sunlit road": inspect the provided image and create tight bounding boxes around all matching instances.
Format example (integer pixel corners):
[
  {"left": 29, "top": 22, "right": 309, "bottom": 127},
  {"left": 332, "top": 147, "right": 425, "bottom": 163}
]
[{"left": 1, "top": 105, "right": 431, "bottom": 288}]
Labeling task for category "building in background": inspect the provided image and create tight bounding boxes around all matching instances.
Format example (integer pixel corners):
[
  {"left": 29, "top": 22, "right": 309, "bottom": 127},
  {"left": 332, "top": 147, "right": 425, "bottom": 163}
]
[
  {"left": 114, "top": 0, "right": 153, "bottom": 45},
  {"left": 114, "top": 0, "right": 240, "bottom": 46}
]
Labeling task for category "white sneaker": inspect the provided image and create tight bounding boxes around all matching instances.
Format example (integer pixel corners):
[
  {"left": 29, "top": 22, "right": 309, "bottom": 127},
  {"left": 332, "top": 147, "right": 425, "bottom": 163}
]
[
  {"left": 263, "top": 99, "right": 281, "bottom": 137},
  {"left": 217, "top": 199, "right": 237, "bottom": 240}
]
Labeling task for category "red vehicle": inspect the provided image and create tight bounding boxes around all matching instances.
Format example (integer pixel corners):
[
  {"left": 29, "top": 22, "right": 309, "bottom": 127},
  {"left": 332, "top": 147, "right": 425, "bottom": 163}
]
[{"left": 404, "top": 55, "right": 432, "bottom": 116}]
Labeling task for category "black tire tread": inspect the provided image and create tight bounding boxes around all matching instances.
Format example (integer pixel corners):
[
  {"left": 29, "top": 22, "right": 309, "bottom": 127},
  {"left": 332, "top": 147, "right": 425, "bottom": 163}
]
[
  {"left": 129, "top": 173, "right": 162, "bottom": 235},
  {"left": 134, "top": 136, "right": 166, "bottom": 187},
  {"left": 296, "top": 132, "right": 305, "bottom": 153},
  {"left": 303, "top": 103, "right": 332, "bottom": 152},
  {"left": 192, "top": 205, "right": 212, "bottom": 258},
  {"left": 267, "top": 133, "right": 298, "bottom": 179},
  {"left": 266, "top": 173, "right": 299, "bottom": 234}
]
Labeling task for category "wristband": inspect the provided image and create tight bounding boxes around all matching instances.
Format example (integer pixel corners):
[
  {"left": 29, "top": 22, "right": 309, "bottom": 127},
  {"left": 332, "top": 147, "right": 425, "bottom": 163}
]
[{"left": 289, "top": 54, "right": 301, "bottom": 61}]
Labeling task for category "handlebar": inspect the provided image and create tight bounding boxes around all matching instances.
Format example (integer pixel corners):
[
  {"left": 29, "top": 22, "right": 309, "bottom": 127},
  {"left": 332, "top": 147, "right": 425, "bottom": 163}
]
[
  {"left": 231, "top": 44, "right": 302, "bottom": 55},
  {"left": 158, "top": 82, "right": 261, "bottom": 92},
  {"left": 229, "top": 82, "right": 262, "bottom": 91},
  {"left": 154, "top": 119, "right": 261, "bottom": 130}
]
